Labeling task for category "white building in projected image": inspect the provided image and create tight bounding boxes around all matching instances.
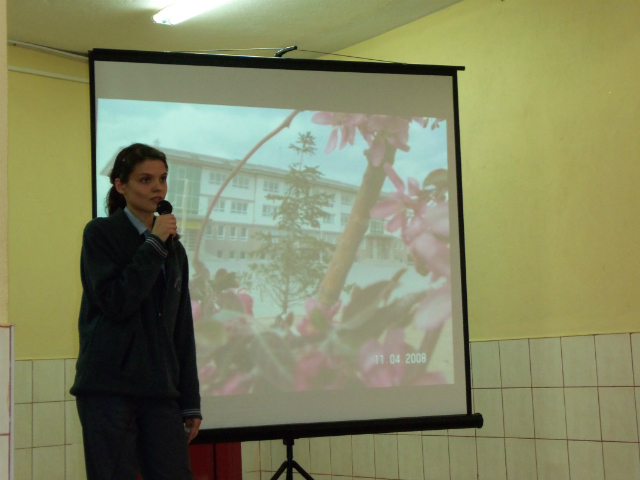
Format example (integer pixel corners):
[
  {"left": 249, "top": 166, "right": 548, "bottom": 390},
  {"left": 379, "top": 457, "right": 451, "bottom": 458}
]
[{"left": 100, "top": 147, "right": 410, "bottom": 266}]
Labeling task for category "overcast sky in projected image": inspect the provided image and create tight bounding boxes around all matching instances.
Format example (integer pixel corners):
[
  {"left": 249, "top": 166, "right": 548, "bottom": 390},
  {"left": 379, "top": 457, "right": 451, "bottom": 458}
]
[{"left": 96, "top": 99, "right": 448, "bottom": 191}]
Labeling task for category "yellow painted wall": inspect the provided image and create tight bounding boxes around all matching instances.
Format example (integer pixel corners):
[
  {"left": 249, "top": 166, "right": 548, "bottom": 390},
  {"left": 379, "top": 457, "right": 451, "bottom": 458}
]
[
  {"left": 7, "top": 0, "right": 640, "bottom": 358},
  {"left": 0, "top": 0, "right": 8, "bottom": 326},
  {"left": 336, "top": 0, "right": 640, "bottom": 340},
  {"left": 8, "top": 45, "right": 90, "bottom": 358}
]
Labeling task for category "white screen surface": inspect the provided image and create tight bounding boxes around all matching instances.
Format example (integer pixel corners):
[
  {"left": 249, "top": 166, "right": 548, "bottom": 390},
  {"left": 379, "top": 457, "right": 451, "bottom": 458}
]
[{"left": 93, "top": 55, "right": 470, "bottom": 432}]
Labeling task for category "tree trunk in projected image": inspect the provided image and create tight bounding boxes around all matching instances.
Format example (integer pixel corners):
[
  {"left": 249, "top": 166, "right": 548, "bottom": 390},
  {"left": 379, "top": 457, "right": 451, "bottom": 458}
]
[{"left": 317, "top": 143, "right": 396, "bottom": 306}]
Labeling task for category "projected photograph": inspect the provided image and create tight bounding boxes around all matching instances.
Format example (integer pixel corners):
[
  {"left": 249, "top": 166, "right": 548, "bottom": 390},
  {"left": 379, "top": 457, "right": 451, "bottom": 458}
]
[{"left": 96, "top": 100, "right": 453, "bottom": 396}]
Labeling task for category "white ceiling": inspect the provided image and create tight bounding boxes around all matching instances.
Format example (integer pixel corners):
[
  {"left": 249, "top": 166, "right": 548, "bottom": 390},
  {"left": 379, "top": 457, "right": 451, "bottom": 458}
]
[{"left": 8, "top": 0, "right": 460, "bottom": 59}]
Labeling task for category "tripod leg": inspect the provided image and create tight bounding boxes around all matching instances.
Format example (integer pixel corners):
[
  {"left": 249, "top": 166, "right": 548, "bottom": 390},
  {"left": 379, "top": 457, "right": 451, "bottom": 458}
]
[
  {"left": 270, "top": 461, "right": 288, "bottom": 480},
  {"left": 285, "top": 438, "right": 294, "bottom": 480},
  {"left": 291, "top": 460, "right": 315, "bottom": 480},
  {"left": 273, "top": 439, "right": 315, "bottom": 480},
  {"left": 286, "top": 461, "right": 293, "bottom": 480}
]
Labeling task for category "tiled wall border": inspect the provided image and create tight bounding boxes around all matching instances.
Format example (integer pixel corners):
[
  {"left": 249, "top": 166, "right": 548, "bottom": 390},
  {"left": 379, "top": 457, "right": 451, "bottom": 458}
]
[
  {"left": 13, "top": 359, "right": 84, "bottom": 480},
  {"left": 242, "top": 333, "right": 640, "bottom": 480},
  {"left": 11, "top": 333, "right": 640, "bottom": 479},
  {"left": 0, "top": 325, "right": 13, "bottom": 480}
]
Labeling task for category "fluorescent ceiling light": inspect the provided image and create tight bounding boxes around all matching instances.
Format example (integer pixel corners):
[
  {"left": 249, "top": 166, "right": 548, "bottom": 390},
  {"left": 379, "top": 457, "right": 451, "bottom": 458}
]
[{"left": 153, "top": 0, "right": 231, "bottom": 25}]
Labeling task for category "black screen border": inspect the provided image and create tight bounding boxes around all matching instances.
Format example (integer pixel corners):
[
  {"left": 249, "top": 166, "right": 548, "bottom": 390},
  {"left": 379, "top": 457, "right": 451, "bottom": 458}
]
[{"left": 89, "top": 48, "right": 478, "bottom": 442}]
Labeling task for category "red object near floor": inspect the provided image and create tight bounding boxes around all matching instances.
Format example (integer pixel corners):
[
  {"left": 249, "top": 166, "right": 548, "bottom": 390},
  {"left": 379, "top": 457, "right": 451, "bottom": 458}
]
[
  {"left": 135, "top": 442, "right": 242, "bottom": 480},
  {"left": 212, "top": 442, "right": 243, "bottom": 480}
]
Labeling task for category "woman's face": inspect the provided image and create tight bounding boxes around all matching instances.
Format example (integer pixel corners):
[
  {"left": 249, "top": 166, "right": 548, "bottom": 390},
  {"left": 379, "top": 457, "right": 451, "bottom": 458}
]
[{"left": 115, "top": 159, "right": 168, "bottom": 216}]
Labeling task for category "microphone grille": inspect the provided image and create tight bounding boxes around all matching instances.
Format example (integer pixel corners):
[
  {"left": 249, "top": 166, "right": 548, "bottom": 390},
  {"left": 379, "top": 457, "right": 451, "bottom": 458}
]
[{"left": 156, "top": 200, "right": 173, "bottom": 215}]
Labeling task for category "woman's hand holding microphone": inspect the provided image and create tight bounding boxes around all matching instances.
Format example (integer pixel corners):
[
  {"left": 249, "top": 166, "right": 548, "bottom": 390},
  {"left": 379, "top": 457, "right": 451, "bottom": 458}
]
[{"left": 151, "top": 213, "right": 177, "bottom": 243}]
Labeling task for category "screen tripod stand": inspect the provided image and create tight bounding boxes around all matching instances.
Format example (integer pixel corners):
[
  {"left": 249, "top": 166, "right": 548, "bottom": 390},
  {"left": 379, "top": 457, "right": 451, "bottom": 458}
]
[{"left": 270, "top": 438, "right": 314, "bottom": 480}]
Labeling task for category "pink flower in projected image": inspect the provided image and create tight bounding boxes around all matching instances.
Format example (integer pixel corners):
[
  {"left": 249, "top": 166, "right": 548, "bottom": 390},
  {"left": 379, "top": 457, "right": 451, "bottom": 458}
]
[
  {"left": 199, "top": 362, "right": 216, "bottom": 381},
  {"left": 360, "top": 117, "right": 427, "bottom": 166},
  {"left": 412, "top": 371, "right": 447, "bottom": 386},
  {"left": 358, "top": 329, "right": 406, "bottom": 387},
  {"left": 311, "top": 112, "right": 368, "bottom": 154},
  {"left": 213, "top": 373, "right": 253, "bottom": 396},
  {"left": 412, "top": 117, "right": 429, "bottom": 128},
  {"left": 312, "top": 112, "right": 430, "bottom": 166},
  {"left": 370, "top": 164, "right": 420, "bottom": 232},
  {"left": 294, "top": 351, "right": 348, "bottom": 391},
  {"left": 371, "top": 165, "right": 450, "bottom": 278},
  {"left": 217, "top": 288, "right": 254, "bottom": 317},
  {"left": 413, "top": 283, "right": 451, "bottom": 330},
  {"left": 191, "top": 300, "right": 202, "bottom": 324},
  {"left": 295, "top": 298, "right": 342, "bottom": 336},
  {"left": 237, "top": 289, "right": 254, "bottom": 316},
  {"left": 359, "top": 116, "right": 412, "bottom": 166},
  {"left": 402, "top": 203, "right": 450, "bottom": 279}
]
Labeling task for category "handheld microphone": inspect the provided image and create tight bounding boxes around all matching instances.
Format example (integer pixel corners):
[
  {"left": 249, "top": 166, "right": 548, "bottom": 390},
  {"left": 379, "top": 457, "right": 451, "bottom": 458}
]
[{"left": 156, "top": 200, "right": 174, "bottom": 249}]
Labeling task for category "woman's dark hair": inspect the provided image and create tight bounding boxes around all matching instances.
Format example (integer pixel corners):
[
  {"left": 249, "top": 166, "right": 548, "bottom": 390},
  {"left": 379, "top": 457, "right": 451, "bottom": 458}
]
[{"left": 106, "top": 143, "right": 168, "bottom": 216}]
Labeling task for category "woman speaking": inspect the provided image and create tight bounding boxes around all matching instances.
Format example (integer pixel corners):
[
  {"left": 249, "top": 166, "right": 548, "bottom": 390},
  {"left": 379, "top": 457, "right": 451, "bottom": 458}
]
[{"left": 71, "top": 143, "right": 201, "bottom": 480}]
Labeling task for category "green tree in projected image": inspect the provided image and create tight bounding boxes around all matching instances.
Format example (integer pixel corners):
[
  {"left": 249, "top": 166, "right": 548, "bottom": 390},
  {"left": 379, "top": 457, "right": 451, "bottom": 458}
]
[
  {"left": 191, "top": 111, "right": 453, "bottom": 395},
  {"left": 245, "top": 132, "right": 335, "bottom": 316}
]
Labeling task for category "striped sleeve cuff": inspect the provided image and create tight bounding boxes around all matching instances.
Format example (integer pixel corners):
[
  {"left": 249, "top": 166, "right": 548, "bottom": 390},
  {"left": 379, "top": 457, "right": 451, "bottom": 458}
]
[
  {"left": 182, "top": 408, "right": 202, "bottom": 419},
  {"left": 146, "top": 235, "right": 168, "bottom": 258}
]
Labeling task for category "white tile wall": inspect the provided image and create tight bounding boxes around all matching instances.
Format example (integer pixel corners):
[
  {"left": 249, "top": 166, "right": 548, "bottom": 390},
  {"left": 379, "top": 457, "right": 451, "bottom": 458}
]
[
  {"left": 241, "top": 441, "right": 260, "bottom": 473},
  {"left": 602, "top": 442, "right": 640, "bottom": 480},
  {"left": 0, "top": 327, "right": 12, "bottom": 480},
  {"left": 244, "top": 334, "right": 640, "bottom": 480},
  {"left": 567, "top": 441, "right": 604, "bottom": 480},
  {"left": 599, "top": 387, "right": 639, "bottom": 442},
  {"left": 63, "top": 360, "right": 75, "bottom": 402},
  {"left": 636, "top": 387, "right": 640, "bottom": 439},
  {"left": 535, "top": 439, "right": 570, "bottom": 480},
  {"left": 476, "top": 437, "right": 506, "bottom": 480},
  {"left": 14, "top": 361, "right": 32, "bottom": 405},
  {"left": 502, "top": 388, "right": 534, "bottom": 438},
  {"left": 422, "top": 436, "right": 449, "bottom": 480},
  {"left": 532, "top": 388, "right": 567, "bottom": 439},
  {"left": 373, "top": 434, "right": 397, "bottom": 479},
  {"left": 562, "top": 336, "right": 598, "bottom": 386},
  {"left": 530, "top": 337, "right": 564, "bottom": 388},
  {"left": 397, "top": 434, "right": 423, "bottom": 480},
  {"left": 32, "top": 360, "right": 64, "bottom": 403},
  {"left": 505, "top": 438, "right": 537, "bottom": 480},
  {"left": 32, "top": 402, "right": 64, "bottom": 448},
  {"left": 500, "top": 339, "right": 532, "bottom": 388},
  {"left": 329, "top": 435, "right": 352, "bottom": 476},
  {"left": 33, "top": 446, "right": 65, "bottom": 480},
  {"left": 14, "top": 404, "right": 32, "bottom": 450},
  {"left": 0, "top": 435, "right": 9, "bottom": 480},
  {"left": 310, "top": 437, "right": 331, "bottom": 475},
  {"left": 595, "top": 334, "right": 634, "bottom": 386},
  {"left": 473, "top": 388, "right": 504, "bottom": 437},
  {"left": 270, "top": 439, "right": 286, "bottom": 474},
  {"left": 632, "top": 333, "right": 640, "bottom": 386},
  {"left": 64, "top": 443, "right": 86, "bottom": 480},
  {"left": 292, "top": 438, "right": 310, "bottom": 473},
  {"left": 259, "top": 440, "right": 271, "bottom": 472},
  {"left": 449, "top": 436, "right": 476, "bottom": 480},
  {"left": 14, "top": 447, "right": 32, "bottom": 480},
  {"left": 564, "top": 387, "right": 601, "bottom": 440},
  {"left": 470, "top": 341, "right": 501, "bottom": 388},
  {"left": 14, "top": 358, "right": 87, "bottom": 480},
  {"left": 14, "top": 333, "right": 640, "bottom": 480}
]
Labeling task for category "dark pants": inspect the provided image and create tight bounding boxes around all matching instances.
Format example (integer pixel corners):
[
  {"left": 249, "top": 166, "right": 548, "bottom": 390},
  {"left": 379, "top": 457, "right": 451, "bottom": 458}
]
[{"left": 76, "top": 394, "right": 194, "bottom": 480}]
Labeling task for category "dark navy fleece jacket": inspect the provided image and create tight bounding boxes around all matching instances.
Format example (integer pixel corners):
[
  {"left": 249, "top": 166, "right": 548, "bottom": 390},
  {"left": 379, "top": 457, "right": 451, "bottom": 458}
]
[{"left": 70, "top": 208, "right": 201, "bottom": 418}]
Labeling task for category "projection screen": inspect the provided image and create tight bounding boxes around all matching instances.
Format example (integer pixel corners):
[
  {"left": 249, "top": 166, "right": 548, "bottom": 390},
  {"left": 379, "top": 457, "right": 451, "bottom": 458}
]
[{"left": 90, "top": 49, "right": 480, "bottom": 441}]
